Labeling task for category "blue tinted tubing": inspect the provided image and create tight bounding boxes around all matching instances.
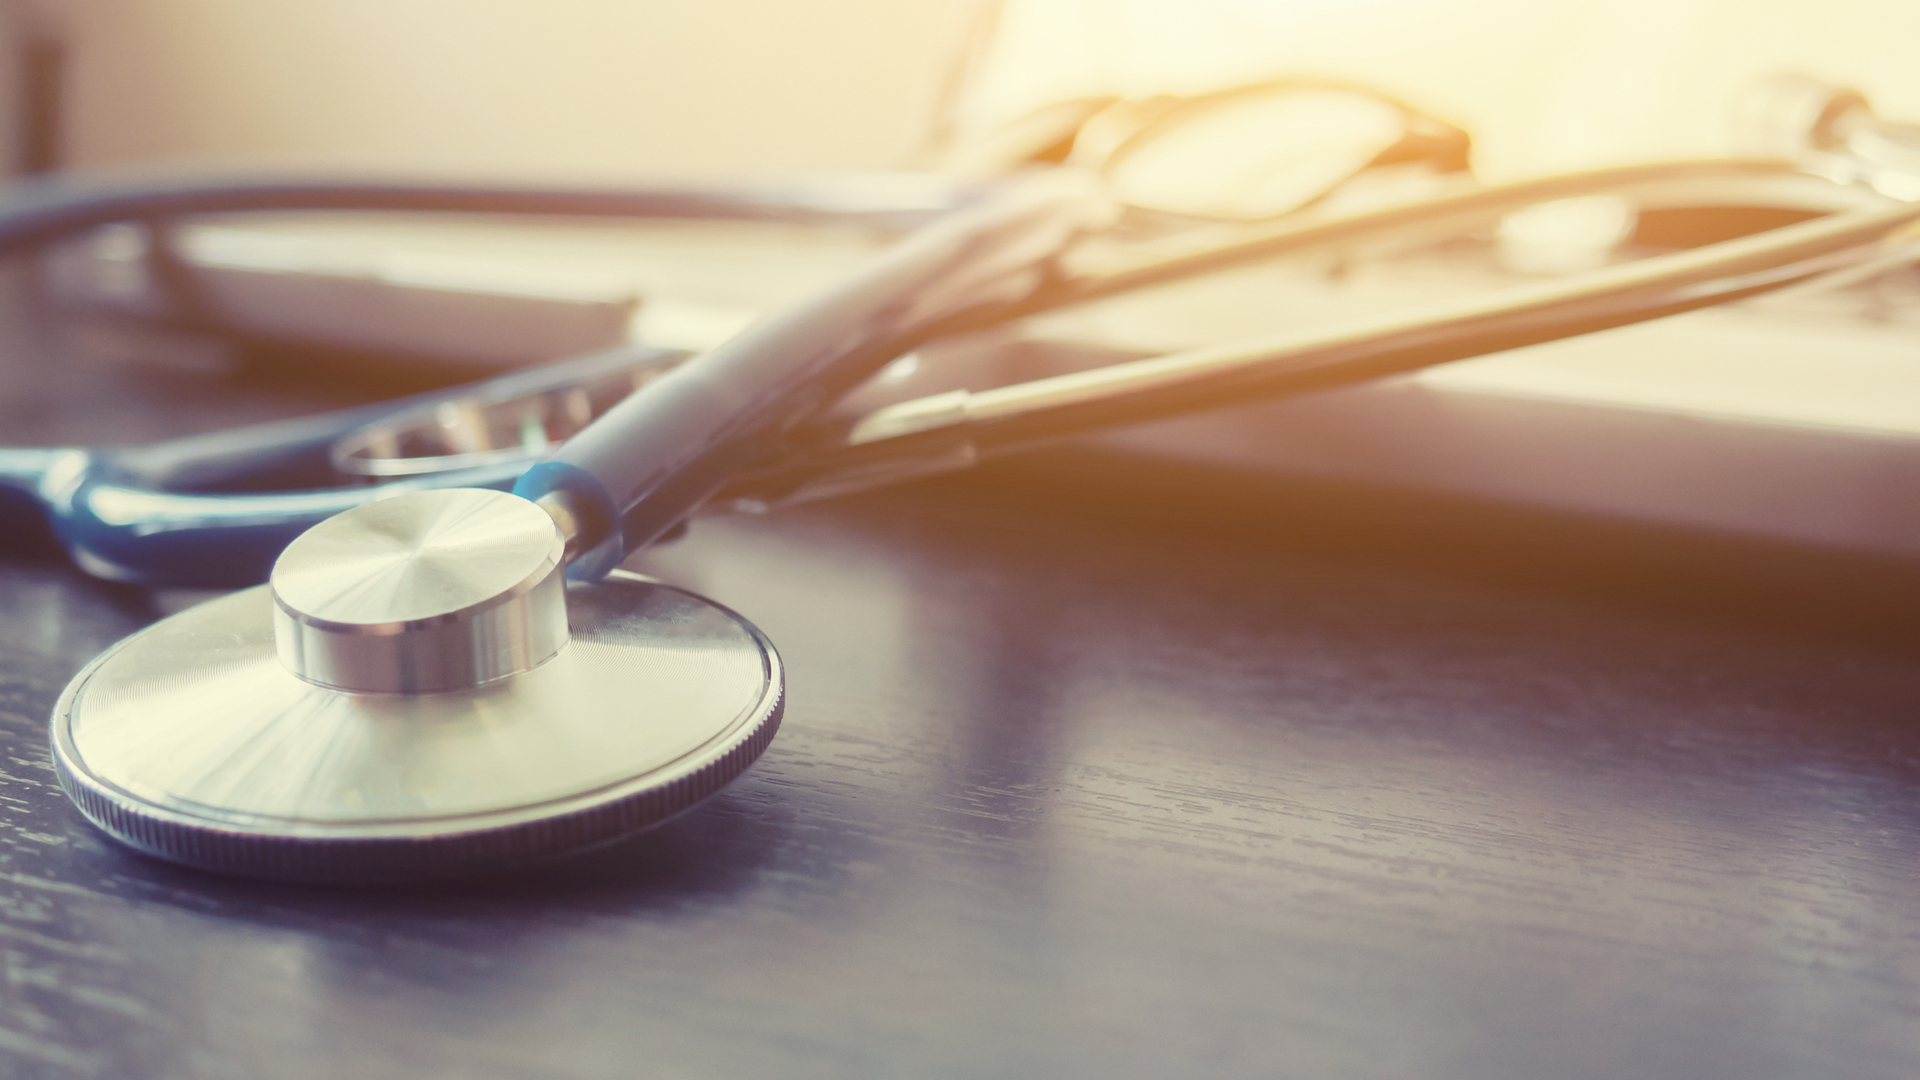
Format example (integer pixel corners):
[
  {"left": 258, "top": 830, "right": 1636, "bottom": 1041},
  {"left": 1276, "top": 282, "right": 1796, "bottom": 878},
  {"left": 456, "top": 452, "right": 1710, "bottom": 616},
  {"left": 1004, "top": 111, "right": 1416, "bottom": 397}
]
[
  {"left": 26, "top": 345, "right": 687, "bottom": 586},
  {"left": 515, "top": 171, "right": 1108, "bottom": 580},
  {"left": 57, "top": 462, "right": 527, "bottom": 588}
]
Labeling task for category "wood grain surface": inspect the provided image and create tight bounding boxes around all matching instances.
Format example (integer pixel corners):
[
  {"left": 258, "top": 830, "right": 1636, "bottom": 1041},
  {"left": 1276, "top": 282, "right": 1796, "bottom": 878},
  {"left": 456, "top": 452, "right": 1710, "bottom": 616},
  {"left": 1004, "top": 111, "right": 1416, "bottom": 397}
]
[
  {"left": 1, "top": 262, "right": 1917, "bottom": 1079},
  {"left": 1, "top": 478, "right": 1917, "bottom": 1079}
]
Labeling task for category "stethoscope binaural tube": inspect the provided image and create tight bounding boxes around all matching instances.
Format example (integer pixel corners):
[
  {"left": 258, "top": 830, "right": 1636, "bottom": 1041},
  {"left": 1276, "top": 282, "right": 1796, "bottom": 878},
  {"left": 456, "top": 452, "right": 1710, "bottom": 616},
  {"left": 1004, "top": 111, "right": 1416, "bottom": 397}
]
[
  {"left": 16, "top": 160, "right": 1904, "bottom": 589},
  {"left": 512, "top": 169, "right": 1113, "bottom": 580},
  {"left": 2, "top": 173, "right": 1105, "bottom": 588},
  {"left": 0, "top": 170, "right": 962, "bottom": 254}
]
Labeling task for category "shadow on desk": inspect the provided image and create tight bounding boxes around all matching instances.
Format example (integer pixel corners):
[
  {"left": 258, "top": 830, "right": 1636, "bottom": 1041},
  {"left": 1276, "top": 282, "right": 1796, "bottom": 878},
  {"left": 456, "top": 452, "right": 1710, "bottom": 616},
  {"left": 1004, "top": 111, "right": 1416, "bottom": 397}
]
[{"left": 951, "top": 444, "right": 1920, "bottom": 652}]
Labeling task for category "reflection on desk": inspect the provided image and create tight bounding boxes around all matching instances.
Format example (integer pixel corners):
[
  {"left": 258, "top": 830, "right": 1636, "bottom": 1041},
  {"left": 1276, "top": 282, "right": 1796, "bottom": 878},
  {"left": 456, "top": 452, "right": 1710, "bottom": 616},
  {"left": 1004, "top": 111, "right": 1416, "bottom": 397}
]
[{"left": 1, "top": 482, "right": 1916, "bottom": 1079}]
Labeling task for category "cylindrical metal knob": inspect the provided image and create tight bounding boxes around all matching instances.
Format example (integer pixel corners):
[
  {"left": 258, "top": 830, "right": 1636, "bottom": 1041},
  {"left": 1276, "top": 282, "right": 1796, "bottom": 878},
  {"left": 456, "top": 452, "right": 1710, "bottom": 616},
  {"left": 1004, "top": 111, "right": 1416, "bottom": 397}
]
[{"left": 270, "top": 487, "right": 569, "bottom": 694}]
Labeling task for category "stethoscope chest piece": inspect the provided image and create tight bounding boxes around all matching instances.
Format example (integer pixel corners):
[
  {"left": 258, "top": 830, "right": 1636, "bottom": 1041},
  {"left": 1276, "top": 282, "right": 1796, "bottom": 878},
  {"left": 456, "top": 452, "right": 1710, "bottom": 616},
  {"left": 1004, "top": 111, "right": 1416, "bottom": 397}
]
[{"left": 49, "top": 488, "right": 783, "bottom": 883}]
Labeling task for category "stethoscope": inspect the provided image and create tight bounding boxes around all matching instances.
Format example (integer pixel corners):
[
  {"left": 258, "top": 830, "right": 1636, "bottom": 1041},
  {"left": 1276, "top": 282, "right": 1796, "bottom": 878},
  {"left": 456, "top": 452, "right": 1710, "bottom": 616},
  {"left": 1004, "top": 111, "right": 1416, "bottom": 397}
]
[{"left": 26, "top": 74, "right": 1920, "bottom": 882}]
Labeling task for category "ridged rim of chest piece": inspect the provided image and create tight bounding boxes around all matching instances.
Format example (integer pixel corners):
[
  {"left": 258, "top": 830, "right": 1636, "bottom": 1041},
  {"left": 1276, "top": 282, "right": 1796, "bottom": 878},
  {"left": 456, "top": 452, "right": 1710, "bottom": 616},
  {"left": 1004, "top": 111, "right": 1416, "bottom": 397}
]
[{"left": 48, "top": 572, "right": 782, "bottom": 883}]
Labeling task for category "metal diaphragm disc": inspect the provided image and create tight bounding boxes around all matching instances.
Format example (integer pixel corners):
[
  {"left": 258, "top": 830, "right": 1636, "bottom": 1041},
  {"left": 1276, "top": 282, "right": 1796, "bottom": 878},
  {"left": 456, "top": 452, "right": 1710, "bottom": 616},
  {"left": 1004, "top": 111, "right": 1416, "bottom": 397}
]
[{"left": 49, "top": 572, "right": 782, "bottom": 883}]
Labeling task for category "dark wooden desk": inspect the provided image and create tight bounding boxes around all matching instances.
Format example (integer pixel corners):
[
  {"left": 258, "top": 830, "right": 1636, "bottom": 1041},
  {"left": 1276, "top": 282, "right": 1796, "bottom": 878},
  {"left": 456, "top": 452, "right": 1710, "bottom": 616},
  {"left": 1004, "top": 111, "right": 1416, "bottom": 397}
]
[
  {"left": 0, "top": 255, "right": 1917, "bottom": 1078},
  {"left": 2, "top": 468, "right": 1918, "bottom": 1078}
]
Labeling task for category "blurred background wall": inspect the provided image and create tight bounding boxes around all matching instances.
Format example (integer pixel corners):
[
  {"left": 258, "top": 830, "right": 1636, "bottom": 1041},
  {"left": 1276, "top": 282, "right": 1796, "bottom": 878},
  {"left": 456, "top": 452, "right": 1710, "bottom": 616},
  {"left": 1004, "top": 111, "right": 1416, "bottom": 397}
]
[
  {"left": 10, "top": 0, "right": 1920, "bottom": 181},
  {"left": 46, "top": 0, "right": 978, "bottom": 179}
]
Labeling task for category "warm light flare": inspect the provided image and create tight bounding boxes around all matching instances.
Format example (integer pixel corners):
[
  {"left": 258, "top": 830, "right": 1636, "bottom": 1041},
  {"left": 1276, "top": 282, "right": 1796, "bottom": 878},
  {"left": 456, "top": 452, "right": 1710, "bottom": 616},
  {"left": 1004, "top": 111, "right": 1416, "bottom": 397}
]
[{"left": 960, "top": 0, "right": 1920, "bottom": 179}]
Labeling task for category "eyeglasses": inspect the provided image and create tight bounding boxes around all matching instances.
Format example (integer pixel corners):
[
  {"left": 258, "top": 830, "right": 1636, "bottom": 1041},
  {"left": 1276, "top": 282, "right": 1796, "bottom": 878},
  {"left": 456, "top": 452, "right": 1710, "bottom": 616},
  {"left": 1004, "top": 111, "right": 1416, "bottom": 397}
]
[{"left": 943, "top": 78, "right": 1473, "bottom": 223}]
